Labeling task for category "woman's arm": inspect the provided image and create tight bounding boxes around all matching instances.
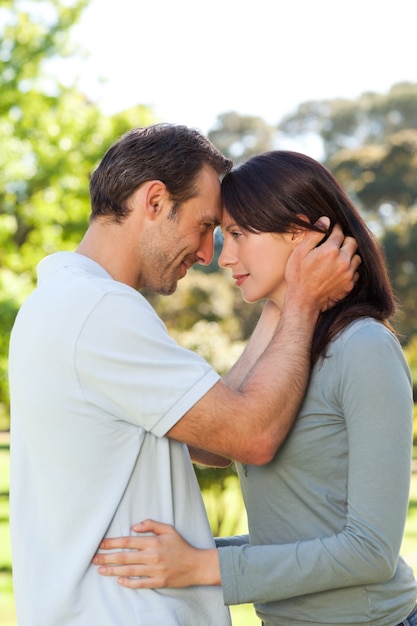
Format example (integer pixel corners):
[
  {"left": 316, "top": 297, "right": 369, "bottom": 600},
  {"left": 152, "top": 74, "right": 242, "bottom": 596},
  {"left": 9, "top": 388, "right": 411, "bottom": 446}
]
[
  {"left": 223, "top": 300, "right": 280, "bottom": 389},
  {"left": 92, "top": 525, "right": 250, "bottom": 588},
  {"left": 93, "top": 520, "right": 221, "bottom": 588},
  {"left": 188, "top": 445, "right": 232, "bottom": 467}
]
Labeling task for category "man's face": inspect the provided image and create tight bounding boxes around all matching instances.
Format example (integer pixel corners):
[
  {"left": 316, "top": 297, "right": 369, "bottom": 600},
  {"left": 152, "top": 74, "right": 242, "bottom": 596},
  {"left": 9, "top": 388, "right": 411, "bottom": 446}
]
[{"left": 139, "top": 166, "right": 222, "bottom": 295}]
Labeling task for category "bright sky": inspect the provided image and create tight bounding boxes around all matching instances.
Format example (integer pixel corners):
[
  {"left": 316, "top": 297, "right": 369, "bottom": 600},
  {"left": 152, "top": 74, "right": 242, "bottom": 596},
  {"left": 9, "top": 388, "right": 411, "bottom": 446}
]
[{"left": 62, "top": 0, "right": 417, "bottom": 134}]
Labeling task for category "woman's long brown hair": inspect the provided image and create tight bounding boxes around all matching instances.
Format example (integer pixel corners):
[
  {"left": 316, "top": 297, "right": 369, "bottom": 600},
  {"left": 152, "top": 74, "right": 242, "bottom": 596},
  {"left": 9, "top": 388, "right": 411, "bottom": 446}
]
[{"left": 221, "top": 151, "right": 396, "bottom": 366}]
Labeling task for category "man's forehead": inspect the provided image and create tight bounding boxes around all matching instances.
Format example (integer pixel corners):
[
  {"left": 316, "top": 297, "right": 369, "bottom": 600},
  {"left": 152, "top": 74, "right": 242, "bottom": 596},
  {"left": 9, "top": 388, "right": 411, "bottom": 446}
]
[
  {"left": 195, "top": 200, "right": 222, "bottom": 225},
  {"left": 180, "top": 197, "right": 221, "bottom": 226}
]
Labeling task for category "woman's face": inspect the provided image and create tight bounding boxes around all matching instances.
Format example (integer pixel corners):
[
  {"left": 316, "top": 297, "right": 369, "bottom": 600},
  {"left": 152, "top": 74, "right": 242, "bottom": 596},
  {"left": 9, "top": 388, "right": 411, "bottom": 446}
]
[{"left": 219, "top": 209, "right": 295, "bottom": 308}]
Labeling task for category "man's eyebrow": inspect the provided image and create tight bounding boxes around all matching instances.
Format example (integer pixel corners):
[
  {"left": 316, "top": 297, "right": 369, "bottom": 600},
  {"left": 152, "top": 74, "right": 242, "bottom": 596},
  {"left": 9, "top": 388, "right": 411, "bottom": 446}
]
[{"left": 203, "top": 215, "right": 221, "bottom": 226}]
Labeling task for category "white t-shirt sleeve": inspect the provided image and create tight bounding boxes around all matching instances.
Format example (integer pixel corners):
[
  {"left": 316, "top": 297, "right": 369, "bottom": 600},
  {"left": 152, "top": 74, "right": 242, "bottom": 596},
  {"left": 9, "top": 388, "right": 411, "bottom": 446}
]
[{"left": 75, "top": 289, "right": 220, "bottom": 436}]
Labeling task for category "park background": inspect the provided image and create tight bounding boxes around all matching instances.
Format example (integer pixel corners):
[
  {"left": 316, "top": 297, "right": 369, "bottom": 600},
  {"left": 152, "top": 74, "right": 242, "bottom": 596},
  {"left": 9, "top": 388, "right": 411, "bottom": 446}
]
[{"left": 1, "top": 1, "right": 417, "bottom": 624}]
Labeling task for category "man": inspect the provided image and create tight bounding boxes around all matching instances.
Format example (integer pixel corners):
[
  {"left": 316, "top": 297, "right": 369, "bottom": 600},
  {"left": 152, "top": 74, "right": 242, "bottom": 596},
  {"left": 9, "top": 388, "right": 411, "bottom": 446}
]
[{"left": 9, "top": 123, "right": 359, "bottom": 625}]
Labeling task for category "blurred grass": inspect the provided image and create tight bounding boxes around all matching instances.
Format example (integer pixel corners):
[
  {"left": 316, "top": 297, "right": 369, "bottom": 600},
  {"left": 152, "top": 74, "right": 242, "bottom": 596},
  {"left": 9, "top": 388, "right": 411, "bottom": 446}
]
[
  {"left": 0, "top": 438, "right": 14, "bottom": 626},
  {"left": 200, "top": 474, "right": 258, "bottom": 625},
  {"left": 2, "top": 438, "right": 417, "bottom": 626}
]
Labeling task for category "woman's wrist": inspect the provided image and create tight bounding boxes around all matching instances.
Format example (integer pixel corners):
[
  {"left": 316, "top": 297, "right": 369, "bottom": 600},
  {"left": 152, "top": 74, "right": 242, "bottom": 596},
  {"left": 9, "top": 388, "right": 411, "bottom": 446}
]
[{"left": 196, "top": 549, "right": 222, "bottom": 586}]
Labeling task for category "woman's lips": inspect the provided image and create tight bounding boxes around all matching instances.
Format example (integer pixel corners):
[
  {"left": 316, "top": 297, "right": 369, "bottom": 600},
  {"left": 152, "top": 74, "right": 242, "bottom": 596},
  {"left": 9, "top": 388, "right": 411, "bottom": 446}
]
[{"left": 233, "top": 273, "right": 249, "bottom": 287}]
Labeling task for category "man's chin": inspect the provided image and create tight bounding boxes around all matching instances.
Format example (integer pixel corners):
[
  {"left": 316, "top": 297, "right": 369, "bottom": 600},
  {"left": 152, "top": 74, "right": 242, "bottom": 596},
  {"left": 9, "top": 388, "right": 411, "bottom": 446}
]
[
  {"left": 157, "top": 280, "right": 178, "bottom": 296},
  {"left": 141, "top": 280, "right": 178, "bottom": 296}
]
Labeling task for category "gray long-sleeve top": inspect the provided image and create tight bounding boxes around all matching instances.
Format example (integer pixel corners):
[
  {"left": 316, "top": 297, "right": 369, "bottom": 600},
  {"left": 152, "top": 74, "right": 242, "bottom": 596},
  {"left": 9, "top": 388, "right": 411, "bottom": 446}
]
[{"left": 217, "top": 319, "right": 417, "bottom": 626}]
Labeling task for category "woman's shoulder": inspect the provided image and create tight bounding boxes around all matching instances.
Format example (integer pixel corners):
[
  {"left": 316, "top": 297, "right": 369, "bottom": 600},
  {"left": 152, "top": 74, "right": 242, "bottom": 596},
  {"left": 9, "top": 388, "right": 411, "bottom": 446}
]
[
  {"left": 330, "top": 317, "right": 405, "bottom": 366},
  {"left": 324, "top": 317, "right": 403, "bottom": 364},
  {"left": 336, "top": 317, "right": 395, "bottom": 345},
  {"left": 326, "top": 318, "right": 412, "bottom": 403}
]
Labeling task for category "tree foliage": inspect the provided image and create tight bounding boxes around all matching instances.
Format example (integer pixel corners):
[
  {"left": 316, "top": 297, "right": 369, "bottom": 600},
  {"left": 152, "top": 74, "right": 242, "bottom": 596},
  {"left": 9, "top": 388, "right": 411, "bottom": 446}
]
[
  {"left": 208, "top": 111, "right": 275, "bottom": 165},
  {"left": 279, "top": 82, "right": 417, "bottom": 160},
  {"left": 0, "top": 0, "right": 155, "bottom": 421},
  {"left": 278, "top": 82, "right": 417, "bottom": 345},
  {"left": 382, "top": 220, "right": 417, "bottom": 343},
  {"left": 329, "top": 130, "right": 417, "bottom": 229}
]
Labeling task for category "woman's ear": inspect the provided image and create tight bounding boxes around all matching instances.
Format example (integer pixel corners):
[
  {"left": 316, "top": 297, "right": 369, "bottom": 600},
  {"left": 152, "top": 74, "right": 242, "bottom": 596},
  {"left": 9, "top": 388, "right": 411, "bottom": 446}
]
[
  {"left": 290, "top": 229, "right": 306, "bottom": 243},
  {"left": 290, "top": 214, "right": 310, "bottom": 245}
]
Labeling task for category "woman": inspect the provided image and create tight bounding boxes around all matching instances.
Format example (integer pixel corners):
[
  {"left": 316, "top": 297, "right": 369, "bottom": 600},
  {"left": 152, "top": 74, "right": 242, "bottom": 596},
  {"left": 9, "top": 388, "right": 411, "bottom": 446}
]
[{"left": 93, "top": 151, "right": 417, "bottom": 625}]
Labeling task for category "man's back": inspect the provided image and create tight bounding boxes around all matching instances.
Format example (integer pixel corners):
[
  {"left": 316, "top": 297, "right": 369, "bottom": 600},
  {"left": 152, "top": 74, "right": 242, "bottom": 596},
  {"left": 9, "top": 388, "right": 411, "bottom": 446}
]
[{"left": 9, "top": 252, "right": 231, "bottom": 625}]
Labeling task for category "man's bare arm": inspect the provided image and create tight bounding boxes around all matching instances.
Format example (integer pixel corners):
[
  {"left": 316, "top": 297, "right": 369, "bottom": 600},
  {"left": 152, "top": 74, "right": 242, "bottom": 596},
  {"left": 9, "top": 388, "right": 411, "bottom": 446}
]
[{"left": 186, "top": 301, "right": 280, "bottom": 466}]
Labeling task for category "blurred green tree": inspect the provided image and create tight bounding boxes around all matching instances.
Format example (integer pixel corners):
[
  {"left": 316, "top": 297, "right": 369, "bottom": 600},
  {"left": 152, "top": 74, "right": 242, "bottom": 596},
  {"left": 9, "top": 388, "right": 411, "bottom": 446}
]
[
  {"left": 278, "top": 83, "right": 417, "bottom": 345},
  {"left": 208, "top": 111, "right": 275, "bottom": 165},
  {"left": 382, "top": 219, "right": 417, "bottom": 345},
  {"left": 329, "top": 129, "right": 417, "bottom": 233},
  {"left": 279, "top": 82, "right": 417, "bottom": 160},
  {"left": 0, "top": 0, "right": 155, "bottom": 423}
]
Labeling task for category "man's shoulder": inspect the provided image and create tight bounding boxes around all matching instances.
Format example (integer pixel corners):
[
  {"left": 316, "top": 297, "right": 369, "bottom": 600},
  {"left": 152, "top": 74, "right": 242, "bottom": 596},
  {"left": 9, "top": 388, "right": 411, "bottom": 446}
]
[
  {"left": 37, "top": 251, "right": 111, "bottom": 283},
  {"left": 37, "top": 252, "right": 151, "bottom": 308}
]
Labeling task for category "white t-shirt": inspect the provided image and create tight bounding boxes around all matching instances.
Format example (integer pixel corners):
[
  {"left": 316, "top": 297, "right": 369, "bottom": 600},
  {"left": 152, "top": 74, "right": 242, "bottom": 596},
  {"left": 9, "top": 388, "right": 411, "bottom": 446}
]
[{"left": 9, "top": 252, "right": 231, "bottom": 626}]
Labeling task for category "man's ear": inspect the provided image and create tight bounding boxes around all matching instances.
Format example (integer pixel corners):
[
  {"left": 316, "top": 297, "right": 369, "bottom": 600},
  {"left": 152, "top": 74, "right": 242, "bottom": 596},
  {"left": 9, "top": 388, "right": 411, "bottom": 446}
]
[{"left": 144, "top": 180, "right": 169, "bottom": 221}]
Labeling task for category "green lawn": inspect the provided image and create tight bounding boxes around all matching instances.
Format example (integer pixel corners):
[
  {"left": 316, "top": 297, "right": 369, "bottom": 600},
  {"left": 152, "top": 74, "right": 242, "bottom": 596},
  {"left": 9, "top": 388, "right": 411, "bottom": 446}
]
[
  {"left": 2, "top": 440, "right": 417, "bottom": 626},
  {"left": 0, "top": 440, "right": 14, "bottom": 626}
]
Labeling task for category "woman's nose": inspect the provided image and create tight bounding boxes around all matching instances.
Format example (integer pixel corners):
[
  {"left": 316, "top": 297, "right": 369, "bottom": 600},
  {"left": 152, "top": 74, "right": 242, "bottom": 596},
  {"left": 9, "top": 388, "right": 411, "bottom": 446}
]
[{"left": 218, "top": 241, "right": 235, "bottom": 268}]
